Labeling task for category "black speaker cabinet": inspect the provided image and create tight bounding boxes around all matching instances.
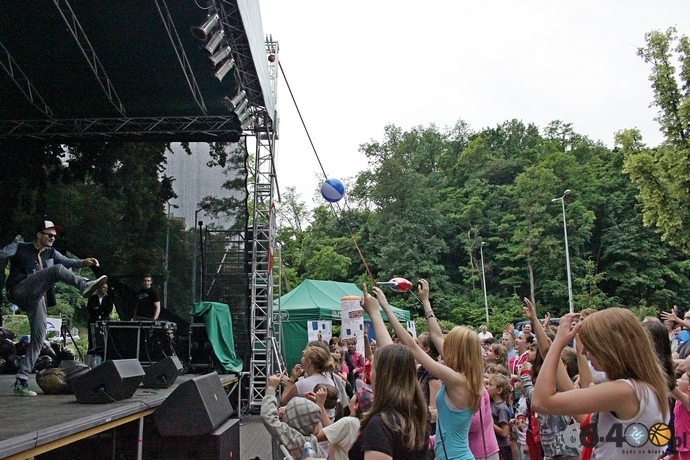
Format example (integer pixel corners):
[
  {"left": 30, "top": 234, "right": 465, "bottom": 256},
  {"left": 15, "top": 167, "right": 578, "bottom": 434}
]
[
  {"left": 72, "top": 359, "right": 145, "bottom": 404},
  {"left": 188, "top": 323, "right": 214, "bottom": 370},
  {"left": 154, "top": 372, "right": 233, "bottom": 436},
  {"left": 142, "top": 356, "right": 183, "bottom": 389},
  {"left": 146, "top": 416, "right": 240, "bottom": 460}
]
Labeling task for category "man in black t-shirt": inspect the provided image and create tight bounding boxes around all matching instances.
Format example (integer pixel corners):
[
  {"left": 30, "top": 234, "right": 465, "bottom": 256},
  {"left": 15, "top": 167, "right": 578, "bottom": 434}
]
[{"left": 136, "top": 274, "right": 160, "bottom": 320}]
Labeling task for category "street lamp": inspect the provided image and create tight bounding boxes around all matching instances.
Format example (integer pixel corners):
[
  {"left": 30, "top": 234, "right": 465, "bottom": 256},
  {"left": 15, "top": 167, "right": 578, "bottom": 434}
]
[
  {"left": 164, "top": 202, "right": 179, "bottom": 310},
  {"left": 551, "top": 189, "right": 574, "bottom": 314},
  {"left": 479, "top": 241, "right": 489, "bottom": 324},
  {"left": 192, "top": 203, "right": 211, "bottom": 306}
]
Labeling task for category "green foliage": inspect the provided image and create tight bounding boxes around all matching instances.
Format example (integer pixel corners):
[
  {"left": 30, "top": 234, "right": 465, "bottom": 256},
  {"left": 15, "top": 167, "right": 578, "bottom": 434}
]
[
  {"left": 3, "top": 315, "right": 30, "bottom": 336},
  {"left": 276, "top": 109, "right": 690, "bottom": 324},
  {"left": 619, "top": 28, "right": 690, "bottom": 249}
]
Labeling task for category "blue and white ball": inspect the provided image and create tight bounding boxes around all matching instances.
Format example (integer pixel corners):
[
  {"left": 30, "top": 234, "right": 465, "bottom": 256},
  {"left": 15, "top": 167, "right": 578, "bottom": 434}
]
[{"left": 321, "top": 178, "right": 346, "bottom": 203}]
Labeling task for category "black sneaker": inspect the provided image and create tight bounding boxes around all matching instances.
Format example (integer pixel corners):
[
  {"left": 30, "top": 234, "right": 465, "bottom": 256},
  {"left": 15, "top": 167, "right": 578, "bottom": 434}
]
[
  {"left": 81, "top": 275, "right": 108, "bottom": 298},
  {"left": 13, "top": 379, "right": 37, "bottom": 397}
]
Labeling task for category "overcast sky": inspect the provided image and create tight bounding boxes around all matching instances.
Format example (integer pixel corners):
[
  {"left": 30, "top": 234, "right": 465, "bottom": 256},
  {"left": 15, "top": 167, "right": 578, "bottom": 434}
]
[{"left": 258, "top": 0, "right": 690, "bottom": 205}]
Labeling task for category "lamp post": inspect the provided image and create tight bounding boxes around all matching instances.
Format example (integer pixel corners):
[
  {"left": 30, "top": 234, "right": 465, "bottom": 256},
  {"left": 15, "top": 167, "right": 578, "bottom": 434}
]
[
  {"left": 552, "top": 189, "right": 574, "bottom": 314},
  {"left": 480, "top": 242, "right": 489, "bottom": 324},
  {"left": 192, "top": 203, "right": 210, "bottom": 306},
  {"left": 164, "top": 202, "right": 179, "bottom": 310}
]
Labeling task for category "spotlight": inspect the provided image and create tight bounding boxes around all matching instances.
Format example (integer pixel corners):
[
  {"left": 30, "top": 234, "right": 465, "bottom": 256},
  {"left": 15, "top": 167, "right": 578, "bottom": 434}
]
[
  {"left": 234, "top": 98, "right": 249, "bottom": 115},
  {"left": 191, "top": 14, "right": 219, "bottom": 41},
  {"left": 239, "top": 109, "right": 255, "bottom": 128},
  {"left": 209, "top": 46, "right": 232, "bottom": 67},
  {"left": 204, "top": 29, "right": 225, "bottom": 54},
  {"left": 214, "top": 58, "right": 235, "bottom": 82},
  {"left": 228, "top": 90, "right": 246, "bottom": 109}
]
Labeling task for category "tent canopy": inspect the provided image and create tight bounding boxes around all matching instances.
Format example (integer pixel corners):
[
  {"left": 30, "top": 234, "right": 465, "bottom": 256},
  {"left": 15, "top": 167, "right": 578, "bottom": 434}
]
[
  {"left": 274, "top": 280, "right": 412, "bottom": 369},
  {"left": 275, "top": 279, "right": 411, "bottom": 323}
]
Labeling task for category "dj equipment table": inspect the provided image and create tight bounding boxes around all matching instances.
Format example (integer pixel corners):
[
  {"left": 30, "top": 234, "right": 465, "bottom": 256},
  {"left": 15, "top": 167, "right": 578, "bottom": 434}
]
[{"left": 101, "top": 320, "right": 177, "bottom": 364}]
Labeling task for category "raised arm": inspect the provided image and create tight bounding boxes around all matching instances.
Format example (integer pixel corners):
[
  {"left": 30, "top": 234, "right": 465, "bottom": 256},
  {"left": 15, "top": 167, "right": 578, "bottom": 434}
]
[
  {"left": 373, "top": 285, "right": 460, "bottom": 386},
  {"left": 418, "top": 279, "right": 445, "bottom": 355},
  {"left": 361, "top": 283, "right": 392, "bottom": 348},
  {"left": 661, "top": 309, "right": 690, "bottom": 332}
]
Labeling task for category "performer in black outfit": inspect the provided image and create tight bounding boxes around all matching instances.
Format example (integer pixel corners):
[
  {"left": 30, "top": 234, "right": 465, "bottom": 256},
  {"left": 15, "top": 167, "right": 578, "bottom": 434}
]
[
  {"left": 136, "top": 273, "right": 160, "bottom": 320},
  {"left": 86, "top": 282, "right": 114, "bottom": 355}
]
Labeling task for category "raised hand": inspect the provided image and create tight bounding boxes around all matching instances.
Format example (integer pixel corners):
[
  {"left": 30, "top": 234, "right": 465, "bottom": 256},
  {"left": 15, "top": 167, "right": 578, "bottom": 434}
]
[
  {"left": 268, "top": 371, "right": 285, "bottom": 390},
  {"left": 371, "top": 286, "right": 390, "bottom": 309},
  {"left": 522, "top": 297, "right": 537, "bottom": 321},
  {"left": 418, "top": 279, "right": 430, "bottom": 303},
  {"left": 362, "top": 283, "right": 381, "bottom": 317},
  {"left": 661, "top": 310, "right": 679, "bottom": 323},
  {"left": 554, "top": 313, "right": 581, "bottom": 347}
]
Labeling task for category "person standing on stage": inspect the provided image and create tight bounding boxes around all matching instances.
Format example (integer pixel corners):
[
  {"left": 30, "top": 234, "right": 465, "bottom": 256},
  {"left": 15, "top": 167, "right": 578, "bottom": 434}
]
[
  {"left": 0, "top": 220, "right": 106, "bottom": 396},
  {"left": 87, "top": 282, "right": 114, "bottom": 354},
  {"left": 136, "top": 273, "right": 160, "bottom": 320}
]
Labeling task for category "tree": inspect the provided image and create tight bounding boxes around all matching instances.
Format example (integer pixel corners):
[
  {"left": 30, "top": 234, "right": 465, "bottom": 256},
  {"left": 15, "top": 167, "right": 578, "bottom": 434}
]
[{"left": 618, "top": 27, "right": 690, "bottom": 249}]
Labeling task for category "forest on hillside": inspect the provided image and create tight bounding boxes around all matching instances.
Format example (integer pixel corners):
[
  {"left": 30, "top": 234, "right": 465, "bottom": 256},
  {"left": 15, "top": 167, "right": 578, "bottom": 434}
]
[{"left": 273, "top": 28, "right": 690, "bottom": 331}]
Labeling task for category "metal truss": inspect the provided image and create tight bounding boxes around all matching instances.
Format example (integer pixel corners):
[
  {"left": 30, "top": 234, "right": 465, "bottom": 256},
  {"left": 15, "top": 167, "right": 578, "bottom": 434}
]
[
  {"left": 0, "top": 41, "right": 54, "bottom": 118},
  {"left": 248, "top": 108, "right": 277, "bottom": 409},
  {"left": 244, "top": 35, "right": 280, "bottom": 409},
  {"left": 0, "top": 116, "right": 240, "bottom": 141},
  {"left": 53, "top": 0, "right": 126, "bottom": 117},
  {"left": 153, "top": 0, "right": 208, "bottom": 115}
]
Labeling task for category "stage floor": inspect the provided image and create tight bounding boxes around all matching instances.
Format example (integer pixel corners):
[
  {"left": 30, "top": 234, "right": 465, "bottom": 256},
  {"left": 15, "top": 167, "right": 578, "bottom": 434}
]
[{"left": 0, "top": 372, "right": 242, "bottom": 459}]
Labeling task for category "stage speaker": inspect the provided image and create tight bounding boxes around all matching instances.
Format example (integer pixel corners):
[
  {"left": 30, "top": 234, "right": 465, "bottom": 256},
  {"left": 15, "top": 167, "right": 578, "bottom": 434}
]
[
  {"left": 72, "top": 359, "right": 145, "bottom": 404},
  {"left": 142, "top": 356, "right": 183, "bottom": 389},
  {"left": 154, "top": 372, "right": 232, "bottom": 436},
  {"left": 145, "top": 417, "right": 240, "bottom": 459}
]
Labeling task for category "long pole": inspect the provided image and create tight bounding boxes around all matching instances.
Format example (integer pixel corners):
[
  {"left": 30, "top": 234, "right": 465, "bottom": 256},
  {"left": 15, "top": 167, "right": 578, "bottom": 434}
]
[
  {"left": 198, "top": 220, "right": 205, "bottom": 302},
  {"left": 192, "top": 208, "right": 201, "bottom": 306},
  {"left": 480, "top": 242, "right": 489, "bottom": 324},
  {"left": 560, "top": 197, "right": 574, "bottom": 314},
  {"left": 164, "top": 202, "right": 170, "bottom": 309},
  {"left": 552, "top": 190, "right": 574, "bottom": 314}
]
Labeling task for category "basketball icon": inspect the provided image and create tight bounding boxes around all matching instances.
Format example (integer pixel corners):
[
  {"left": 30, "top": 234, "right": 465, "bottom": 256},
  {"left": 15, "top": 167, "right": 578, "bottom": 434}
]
[{"left": 648, "top": 423, "right": 672, "bottom": 447}]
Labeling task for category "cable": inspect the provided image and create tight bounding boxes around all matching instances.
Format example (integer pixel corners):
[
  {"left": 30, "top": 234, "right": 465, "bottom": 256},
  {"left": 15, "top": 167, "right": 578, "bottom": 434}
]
[{"left": 279, "top": 62, "right": 376, "bottom": 285}]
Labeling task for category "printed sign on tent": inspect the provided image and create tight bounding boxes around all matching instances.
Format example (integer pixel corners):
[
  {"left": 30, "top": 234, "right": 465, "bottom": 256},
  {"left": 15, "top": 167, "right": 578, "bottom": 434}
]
[{"left": 307, "top": 320, "right": 332, "bottom": 344}]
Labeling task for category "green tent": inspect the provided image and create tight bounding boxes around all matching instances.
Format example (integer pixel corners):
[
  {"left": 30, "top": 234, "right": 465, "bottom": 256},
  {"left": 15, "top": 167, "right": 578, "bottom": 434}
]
[{"left": 273, "top": 279, "right": 411, "bottom": 369}]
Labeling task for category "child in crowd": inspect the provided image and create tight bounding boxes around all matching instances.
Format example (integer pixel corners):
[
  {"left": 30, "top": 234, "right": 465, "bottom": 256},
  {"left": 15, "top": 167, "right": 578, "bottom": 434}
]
[
  {"left": 488, "top": 373, "right": 514, "bottom": 460},
  {"left": 261, "top": 371, "right": 323, "bottom": 459},
  {"left": 675, "top": 373, "right": 690, "bottom": 460},
  {"left": 310, "top": 380, "right": 374, "bottom": 460},
  {"left": 485, "top": 343, "right": 509, "bottom": 368}
]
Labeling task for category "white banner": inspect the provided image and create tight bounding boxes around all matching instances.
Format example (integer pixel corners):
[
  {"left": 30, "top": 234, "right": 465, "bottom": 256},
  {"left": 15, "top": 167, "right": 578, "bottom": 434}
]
[
  {"left": 341, "top": 296, "right": 364, "bottom": 356},
  {"left": 307, "top": 320, "right": 332, "bottom": 344}
]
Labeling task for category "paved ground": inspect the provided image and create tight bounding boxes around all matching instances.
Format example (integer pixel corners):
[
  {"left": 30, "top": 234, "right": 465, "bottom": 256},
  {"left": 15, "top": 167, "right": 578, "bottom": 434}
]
[{"left": 239, "top": 414, "right": 274, "bottom": 460}]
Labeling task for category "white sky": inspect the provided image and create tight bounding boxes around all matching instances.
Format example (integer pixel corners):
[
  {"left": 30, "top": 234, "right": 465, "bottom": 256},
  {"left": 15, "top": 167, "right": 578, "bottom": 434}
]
[{"left": 258, "top": 0, "right": 690, "bottom": 205}]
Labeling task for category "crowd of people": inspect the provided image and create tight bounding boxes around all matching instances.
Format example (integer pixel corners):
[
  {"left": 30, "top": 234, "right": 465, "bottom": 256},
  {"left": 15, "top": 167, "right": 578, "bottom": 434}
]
[{"left": 262, "top": 278, "right": 688, "bottom": 460}]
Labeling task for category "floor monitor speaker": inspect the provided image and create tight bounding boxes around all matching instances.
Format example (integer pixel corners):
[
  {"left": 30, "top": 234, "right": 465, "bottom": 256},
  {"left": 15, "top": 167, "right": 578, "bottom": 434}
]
[
  {"left": 72, "top": 359, "right": 144, "bottom": 404},
  {"left": 142, "top": 356, "right": 183, "bottom": 389},
  {"left": 154, "top": 372, "right": 232, "bottom": 436}
]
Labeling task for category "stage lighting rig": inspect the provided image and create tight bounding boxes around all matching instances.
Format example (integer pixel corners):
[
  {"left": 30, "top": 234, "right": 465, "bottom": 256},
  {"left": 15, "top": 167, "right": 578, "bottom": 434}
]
[
  {"left": 191, "top": 14, "right": 219, "bottom": 41},
  {"left": 214, "top": 58, "right": 235, "bottom": 82},
  {"left": 204, "top": 29, "right": 225, "bottom": 54},
  {"left": 209, "top": 46, "right": 232, "bottom": 67}
]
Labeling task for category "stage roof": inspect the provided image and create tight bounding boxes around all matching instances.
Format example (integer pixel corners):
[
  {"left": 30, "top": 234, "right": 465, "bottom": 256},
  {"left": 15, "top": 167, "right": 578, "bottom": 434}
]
[{"left": 0, "top": 0, "right": 275, "bottom": 142}]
